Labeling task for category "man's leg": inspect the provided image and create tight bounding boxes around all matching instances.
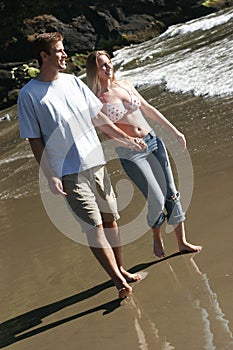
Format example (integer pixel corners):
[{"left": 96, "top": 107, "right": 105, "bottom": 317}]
[
  {"left": 86, "top": 224, "right": 132, "bottom": 298},
  {"left": 103, "top": 221, "right": 141, "bottom": 282}
]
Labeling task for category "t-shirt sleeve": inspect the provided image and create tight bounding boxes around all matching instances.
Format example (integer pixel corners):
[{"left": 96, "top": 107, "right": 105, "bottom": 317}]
[
  {"left": 18, "top": 89, "right": 42, "bottom": 139},
  {"left": 75, "top": 77, "right": 103, "bottom": 118}
]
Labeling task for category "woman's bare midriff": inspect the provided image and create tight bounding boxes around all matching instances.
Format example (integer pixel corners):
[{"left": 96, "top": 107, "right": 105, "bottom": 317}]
[{"left": 115, "top": 111, "right": 151, "bottom": 138}]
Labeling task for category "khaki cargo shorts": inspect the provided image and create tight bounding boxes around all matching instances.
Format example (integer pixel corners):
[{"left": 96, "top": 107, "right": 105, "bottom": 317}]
[{"left": 62, "top": 165, "right": 120, "bottom": 231}]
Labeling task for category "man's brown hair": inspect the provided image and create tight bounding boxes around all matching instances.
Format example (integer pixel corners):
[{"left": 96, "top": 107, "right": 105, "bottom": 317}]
[{"left": 32, "top": 32, "right": 64, "bottom": 67}]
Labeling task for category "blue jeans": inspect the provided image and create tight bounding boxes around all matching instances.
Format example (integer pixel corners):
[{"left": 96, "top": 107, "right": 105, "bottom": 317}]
[{"left": 116, "top": 130, "right": 185, "bottom": 228}]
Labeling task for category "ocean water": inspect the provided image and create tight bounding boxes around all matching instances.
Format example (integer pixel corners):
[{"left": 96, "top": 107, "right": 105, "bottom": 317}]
[{"left": 113, "top": 7, "right": 233, "bottom": 97}]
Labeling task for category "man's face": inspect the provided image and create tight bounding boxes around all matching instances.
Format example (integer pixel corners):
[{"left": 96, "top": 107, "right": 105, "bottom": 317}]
[{"left": 45, "top": 40, "right": 67, "bottom": 71}]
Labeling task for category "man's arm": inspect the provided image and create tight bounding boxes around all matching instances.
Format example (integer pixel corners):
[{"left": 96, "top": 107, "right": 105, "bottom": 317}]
[
  {"left": 93, "top": 111, "right": 146, "bottom": 150},
  {"left": 29, "top": 138, "right": 67, "bottom": 195}
]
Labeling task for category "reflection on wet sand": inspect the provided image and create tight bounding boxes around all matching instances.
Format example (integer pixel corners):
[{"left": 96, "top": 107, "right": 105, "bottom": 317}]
[
  {"left": 125, "top": 253, "right": 233, "bottom": 350},
  {"left": 126, "top": 295, "right": 175, "bottom": 350}
]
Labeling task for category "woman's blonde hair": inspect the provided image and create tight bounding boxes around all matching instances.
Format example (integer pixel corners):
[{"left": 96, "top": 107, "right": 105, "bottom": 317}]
[{"left": 86, "top": 50, "right": 115, "bottom": 96}]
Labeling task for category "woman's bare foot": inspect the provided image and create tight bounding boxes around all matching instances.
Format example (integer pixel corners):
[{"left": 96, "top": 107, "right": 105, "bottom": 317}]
[
  {"left": 174, "top": 222, "right": 202, "bottom": 254},
  {"left": 119, "top": 266, "right": 141, "bottom": 282},
  {"left": 153, "top": 228, "right": 166, "bottom": 258},
  {"left": 179, "top": 242, "right": 202, "bottom": 253},
  {"left": 153, "top": 238, "right": 166, "bottom": 257}
]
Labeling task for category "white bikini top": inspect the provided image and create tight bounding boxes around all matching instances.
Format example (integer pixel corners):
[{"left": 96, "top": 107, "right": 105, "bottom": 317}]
[{"left": 100, "top": 83, "right": 141, "bottom": 123}]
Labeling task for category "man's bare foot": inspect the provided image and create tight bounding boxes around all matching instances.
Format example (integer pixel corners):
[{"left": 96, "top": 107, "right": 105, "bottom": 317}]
[
  {"left": 179, "top": 242, "right": 202, "bottom": 253},
  {"left": 117, "top": 283, "right": 132, "bottom": 299},
  {"left": 119, "top": 266, "right": 141, "bottom": 282}
]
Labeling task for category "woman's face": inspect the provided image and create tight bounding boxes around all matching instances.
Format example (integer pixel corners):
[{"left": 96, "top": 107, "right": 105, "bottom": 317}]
[{"left": 97, "top": 54, "right": 113, "bottom": 81}]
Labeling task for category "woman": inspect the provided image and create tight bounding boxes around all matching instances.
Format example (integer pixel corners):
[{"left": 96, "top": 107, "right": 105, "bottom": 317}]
[{"left": 86, "top": 50, "right": 202, "bottom": 257}]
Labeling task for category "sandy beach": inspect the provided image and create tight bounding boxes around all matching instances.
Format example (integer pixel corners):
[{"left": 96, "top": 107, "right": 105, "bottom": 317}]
[{"left": 1, "top": 88, "right": 233, "bottom": 349}]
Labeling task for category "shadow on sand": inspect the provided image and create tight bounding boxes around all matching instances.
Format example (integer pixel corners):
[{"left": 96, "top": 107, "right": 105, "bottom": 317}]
[{"left": 0, "top": 251, "right": 188, "bottom": 348}]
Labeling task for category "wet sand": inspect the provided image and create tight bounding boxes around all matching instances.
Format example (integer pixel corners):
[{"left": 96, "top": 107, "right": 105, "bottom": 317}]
[{"left": 1, "top": 90, "right": 233, "bottom": 349}]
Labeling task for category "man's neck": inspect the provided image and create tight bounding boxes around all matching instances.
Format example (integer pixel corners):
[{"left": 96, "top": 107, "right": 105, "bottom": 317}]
[{"left": 36, "top": 69, "right": 60, "bottom": 82}]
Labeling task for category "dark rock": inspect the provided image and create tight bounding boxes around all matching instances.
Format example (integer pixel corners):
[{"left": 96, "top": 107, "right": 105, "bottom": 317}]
[
  {"left": 0, "top": 61, "right": 40, "bottom": 109},
  {"left": 85, "top": 7, "right": 122, "bottom": 51},
  {"left": 0, "top": 0, "right": 217, "bottom": 64},
  {"left": 70, "top": 15, "right": 97, "bottom": 52},
  {"left": 23, "top": 14, "right": 97, "bottom": 55},
  {"left": 0, "top": 62, "right": 29, "bottom": 69},
  {"left": 118, "top": 14, "right": 165, "bottom": 43},
  {"left": 0, "top": 70, "right": 16, "bottom": 107},
  {"left": 86, "top": 7, "right": 120, "bottom": 37},
  {"left": 7, "top": 89, "right": 20, "bottom": 106},
  {"left": 0, "top": 70, "right": 13, "bottom": 84}
]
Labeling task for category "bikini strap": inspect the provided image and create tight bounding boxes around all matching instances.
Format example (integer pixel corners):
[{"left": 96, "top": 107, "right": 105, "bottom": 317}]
[
  {"left": 100, "top": 82, "right": 133, "bottom": 103},
  {"left": 100, "top": 92, "right": 108, "bottom": 103},
  {"left": 114, "top": 81, "right": 132, "bottom": 95}
]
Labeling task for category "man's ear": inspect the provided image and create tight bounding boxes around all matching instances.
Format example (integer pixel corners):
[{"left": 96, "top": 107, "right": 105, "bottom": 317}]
[{"left": 40, "top": 50, "right": 48, "bottom": 62}]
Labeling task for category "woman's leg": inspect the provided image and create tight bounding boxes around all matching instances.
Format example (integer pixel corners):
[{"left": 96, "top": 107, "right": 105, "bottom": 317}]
[
  {"left": 148, "top": 138, "right": 185, "bottom": 224},
  {"left": 152, "top": 227, "right": 166, "bottom": 257},
  {"left": 174, "top": 221, "right": 202, "bottom": 253},
  {"left": 120, "top": 154, "right": 166, "bottom": 229},
  {"left": 150, "top": 138, "right": 202, "bottom": 253},
  {"left": 120, "top": 152, "right": 166, "bottom": 257}
]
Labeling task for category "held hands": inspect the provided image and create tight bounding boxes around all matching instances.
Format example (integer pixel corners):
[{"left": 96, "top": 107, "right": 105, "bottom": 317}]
[
  {"left": 49, "top": 176, "right": 67, "bottom": 196},
  {"left": 127, "top": 137, "right": 147, "bottom": 150}
]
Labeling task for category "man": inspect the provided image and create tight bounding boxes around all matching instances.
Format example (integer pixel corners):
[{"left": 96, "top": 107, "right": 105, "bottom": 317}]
[{"left": 18, "top": 32, "right": 144, "bottom": 299}]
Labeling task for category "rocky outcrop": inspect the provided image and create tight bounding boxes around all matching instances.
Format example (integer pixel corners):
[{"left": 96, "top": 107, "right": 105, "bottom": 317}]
[
  {"left": 1, "top": 0, "right": 219, "bottom": 62},
  {"left": 0, "top": 0, "right": 229, "bottom": 109}
]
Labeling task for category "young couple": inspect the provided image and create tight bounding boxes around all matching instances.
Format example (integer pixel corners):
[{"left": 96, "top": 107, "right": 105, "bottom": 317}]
[{"left": 18, "top": 33, "right": 201, "bottom": 300}]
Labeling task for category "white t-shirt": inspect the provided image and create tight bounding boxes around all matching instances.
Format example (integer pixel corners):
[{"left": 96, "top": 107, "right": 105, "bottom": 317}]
[{"left": 18, "top": 73, "right": 106, "bottom": 177}]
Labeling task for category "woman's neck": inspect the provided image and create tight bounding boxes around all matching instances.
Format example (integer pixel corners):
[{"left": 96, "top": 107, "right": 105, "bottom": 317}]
[{"left": 99, "top": 79, "right": 115, "bottom": 94}]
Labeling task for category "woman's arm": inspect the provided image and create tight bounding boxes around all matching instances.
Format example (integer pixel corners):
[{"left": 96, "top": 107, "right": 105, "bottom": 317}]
[{"left": 124, "top": 80, "right": 186, "bottom": 149}]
